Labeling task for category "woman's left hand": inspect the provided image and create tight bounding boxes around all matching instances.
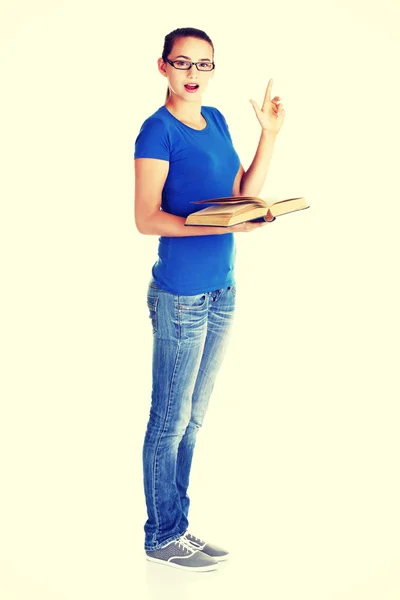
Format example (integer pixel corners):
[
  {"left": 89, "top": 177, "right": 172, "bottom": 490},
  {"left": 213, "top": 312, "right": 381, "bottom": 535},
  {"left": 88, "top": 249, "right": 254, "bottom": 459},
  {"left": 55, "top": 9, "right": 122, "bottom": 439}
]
[{"left": 249, "top": 79, "right": 285, "bottom": 135}]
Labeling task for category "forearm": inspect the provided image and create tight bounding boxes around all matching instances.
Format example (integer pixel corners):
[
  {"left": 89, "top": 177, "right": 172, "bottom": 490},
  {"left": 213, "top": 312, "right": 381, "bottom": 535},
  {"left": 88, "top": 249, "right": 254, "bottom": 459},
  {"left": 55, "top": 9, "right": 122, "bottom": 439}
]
[
  {"left": 240, "top": 130, "right": 277, "bottom": 197},
  {"left": 136, "top": 209, "right": 230, "bottom": 237}
]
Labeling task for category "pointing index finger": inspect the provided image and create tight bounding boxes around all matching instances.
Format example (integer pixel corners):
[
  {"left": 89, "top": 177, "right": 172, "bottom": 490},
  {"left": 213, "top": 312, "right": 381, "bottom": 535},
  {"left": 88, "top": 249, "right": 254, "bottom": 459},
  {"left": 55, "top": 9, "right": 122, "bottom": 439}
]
[{"left": 262, "top": 78, "right": 273, "bottom": 108}]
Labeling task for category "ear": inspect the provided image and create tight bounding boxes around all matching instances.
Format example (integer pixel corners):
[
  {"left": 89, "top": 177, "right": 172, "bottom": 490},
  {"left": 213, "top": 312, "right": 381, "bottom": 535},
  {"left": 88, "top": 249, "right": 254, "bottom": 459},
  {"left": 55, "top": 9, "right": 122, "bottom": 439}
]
[{"left": 157, "top": 58, "right": 168, "bottom": 78}]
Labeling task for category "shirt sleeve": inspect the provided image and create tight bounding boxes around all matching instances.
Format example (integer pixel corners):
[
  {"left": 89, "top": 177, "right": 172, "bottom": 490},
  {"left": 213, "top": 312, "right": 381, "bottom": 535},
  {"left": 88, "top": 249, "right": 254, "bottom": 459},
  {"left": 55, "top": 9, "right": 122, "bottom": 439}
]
[{"left": 134, "top": 117, "right": 170, "bottom": 160}]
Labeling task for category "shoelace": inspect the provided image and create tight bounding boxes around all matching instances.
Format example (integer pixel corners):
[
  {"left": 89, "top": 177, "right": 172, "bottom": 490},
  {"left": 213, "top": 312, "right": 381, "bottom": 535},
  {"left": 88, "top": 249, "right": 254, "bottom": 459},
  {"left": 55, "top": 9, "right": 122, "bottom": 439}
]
[
  {"left": 182, "top": 531, "right": 204, "bottom": 548},
  {"left": 175, "top": 536, "right": 197, "bottom": 553}
]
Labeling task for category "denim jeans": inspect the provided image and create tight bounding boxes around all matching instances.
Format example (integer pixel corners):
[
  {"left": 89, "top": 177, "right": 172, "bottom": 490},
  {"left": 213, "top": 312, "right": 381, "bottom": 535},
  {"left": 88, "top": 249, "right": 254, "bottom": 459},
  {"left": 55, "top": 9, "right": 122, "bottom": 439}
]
[{"left": 143, "top": 278, "right": 236, "bottom": 551}]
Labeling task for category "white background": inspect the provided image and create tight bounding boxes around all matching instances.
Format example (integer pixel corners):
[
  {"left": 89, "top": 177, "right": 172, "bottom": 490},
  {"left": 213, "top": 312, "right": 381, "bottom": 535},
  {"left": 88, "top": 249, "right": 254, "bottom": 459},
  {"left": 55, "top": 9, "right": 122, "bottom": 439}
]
[{"left": 1, "top": 1, "right": 399, "bottom": 598}]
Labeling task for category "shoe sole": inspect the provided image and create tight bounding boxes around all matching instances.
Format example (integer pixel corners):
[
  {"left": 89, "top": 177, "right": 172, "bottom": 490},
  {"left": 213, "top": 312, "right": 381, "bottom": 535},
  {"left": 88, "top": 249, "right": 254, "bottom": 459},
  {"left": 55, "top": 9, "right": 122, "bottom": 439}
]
[{"left": 146, "top": 555, "right": 219, "bottom": 572}]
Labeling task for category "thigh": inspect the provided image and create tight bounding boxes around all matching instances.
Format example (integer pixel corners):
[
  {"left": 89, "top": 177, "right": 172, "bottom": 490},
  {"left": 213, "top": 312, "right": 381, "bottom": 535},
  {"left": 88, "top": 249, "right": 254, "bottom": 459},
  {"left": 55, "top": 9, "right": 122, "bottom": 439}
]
[
  {"left": 147, "top": 280, "right": 209, "bottom": 342},
  {"left": 146, "top": 282, "right": 210, "bottom": 429},
  {"left": 205, "top": 284, "right": 236, "bottom": 362},
  {"left": 191, "top": 285, "right": 236, "bottom": 412}
]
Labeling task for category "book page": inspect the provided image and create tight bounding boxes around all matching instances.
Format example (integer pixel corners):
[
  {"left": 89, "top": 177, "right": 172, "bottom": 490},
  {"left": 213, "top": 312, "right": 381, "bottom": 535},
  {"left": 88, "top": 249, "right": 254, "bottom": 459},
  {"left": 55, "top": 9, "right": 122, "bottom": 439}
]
[
  {"left": 191, "top": 203, "right": 255, "bottom": 216},
  {"left": 192, "top": 196, "right": 265, "bottom": 206}
]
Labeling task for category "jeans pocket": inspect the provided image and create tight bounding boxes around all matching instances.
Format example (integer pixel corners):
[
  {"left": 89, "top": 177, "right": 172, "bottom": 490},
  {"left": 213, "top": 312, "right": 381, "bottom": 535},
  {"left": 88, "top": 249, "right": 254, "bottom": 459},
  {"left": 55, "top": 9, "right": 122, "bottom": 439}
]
[
  {"left": 178, "top": 293, "right": 207, "bottom": 311},
  {"left": 147, "top": 295, "right": 158, "bottom": 333}
]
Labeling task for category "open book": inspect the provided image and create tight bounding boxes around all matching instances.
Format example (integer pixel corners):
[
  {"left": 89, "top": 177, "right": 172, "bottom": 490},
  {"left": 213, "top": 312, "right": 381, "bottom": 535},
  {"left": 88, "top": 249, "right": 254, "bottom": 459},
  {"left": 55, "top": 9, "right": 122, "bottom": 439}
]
[{"left": 185, "top": 196, "right": 309, "bottom": 227}]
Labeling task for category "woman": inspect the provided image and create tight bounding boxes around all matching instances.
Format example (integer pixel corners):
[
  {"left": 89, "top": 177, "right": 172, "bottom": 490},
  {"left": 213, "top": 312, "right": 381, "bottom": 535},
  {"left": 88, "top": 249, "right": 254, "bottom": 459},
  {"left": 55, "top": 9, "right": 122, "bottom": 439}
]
[{"left": 134, "top": 27, "right": 285, "bottom": 572}]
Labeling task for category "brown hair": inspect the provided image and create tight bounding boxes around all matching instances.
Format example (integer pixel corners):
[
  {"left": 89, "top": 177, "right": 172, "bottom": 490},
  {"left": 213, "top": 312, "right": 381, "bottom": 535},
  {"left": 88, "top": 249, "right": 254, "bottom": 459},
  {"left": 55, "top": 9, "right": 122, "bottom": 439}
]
[{"left": 161, "top": 27, "right": 214, "bottom": 103}]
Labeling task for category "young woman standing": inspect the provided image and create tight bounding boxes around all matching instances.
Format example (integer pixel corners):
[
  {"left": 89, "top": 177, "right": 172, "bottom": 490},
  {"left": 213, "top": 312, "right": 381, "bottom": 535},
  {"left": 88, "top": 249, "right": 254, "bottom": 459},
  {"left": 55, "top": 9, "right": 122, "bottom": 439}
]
[{"left": 134, "top": 27, "right": 285, "bottom": 572}]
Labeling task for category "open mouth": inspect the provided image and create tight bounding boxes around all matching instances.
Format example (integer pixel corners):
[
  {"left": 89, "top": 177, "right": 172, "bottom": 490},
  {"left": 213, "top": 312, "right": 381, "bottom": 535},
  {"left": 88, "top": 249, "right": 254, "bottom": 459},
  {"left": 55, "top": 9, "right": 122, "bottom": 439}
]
[{"left": 184, "top": 84, "right": 199, "bottom": 93}]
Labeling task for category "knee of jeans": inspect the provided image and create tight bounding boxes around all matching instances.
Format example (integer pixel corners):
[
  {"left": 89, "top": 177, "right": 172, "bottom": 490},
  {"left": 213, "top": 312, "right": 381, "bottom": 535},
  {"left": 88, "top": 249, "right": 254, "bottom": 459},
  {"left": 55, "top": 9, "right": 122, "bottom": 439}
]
[
  {"left": 167, "top": 415, "right": 191, "bottom": 439},
  {"left": 188, "top": 415, "right": 204, "bottom": 430}
]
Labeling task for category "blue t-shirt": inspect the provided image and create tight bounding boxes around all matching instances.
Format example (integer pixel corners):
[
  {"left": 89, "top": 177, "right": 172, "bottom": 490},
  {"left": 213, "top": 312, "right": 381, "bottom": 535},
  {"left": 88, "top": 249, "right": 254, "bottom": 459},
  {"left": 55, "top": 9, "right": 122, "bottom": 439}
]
[{"left": 134, "top": 105, "right": 241, "bottom": 294}]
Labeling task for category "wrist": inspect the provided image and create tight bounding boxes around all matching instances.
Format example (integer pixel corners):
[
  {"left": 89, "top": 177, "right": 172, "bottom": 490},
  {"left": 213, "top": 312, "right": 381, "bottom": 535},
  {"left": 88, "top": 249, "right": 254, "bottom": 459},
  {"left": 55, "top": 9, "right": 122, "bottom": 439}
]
[{"left": 261, "top": 128, "right": 278, "bottom": 139}]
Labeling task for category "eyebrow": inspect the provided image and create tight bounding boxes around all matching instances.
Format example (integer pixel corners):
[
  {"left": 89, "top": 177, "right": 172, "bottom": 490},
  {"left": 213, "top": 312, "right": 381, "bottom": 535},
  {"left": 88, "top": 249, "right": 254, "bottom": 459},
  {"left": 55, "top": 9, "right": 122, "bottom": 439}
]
[{"left": 173, "top": 55, "right": 212, "bottom": 61}]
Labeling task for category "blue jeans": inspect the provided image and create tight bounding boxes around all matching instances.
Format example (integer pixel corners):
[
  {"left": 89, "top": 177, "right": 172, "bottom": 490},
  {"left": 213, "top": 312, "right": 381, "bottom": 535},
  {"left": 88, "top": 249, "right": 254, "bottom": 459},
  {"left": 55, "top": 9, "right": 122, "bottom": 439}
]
[{"left": 143, "top": 278, "right": 236, "bottom": 551}]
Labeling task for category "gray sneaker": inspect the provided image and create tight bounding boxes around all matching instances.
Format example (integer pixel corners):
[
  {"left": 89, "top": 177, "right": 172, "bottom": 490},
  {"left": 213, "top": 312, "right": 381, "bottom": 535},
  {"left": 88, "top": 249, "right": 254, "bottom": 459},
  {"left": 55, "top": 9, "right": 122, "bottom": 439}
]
[
  {"left": 183, "top": 531, "right": 230, "bottom": 561},
  {"left": 145, "top": 536, "right": 219, "bottom": 572}
]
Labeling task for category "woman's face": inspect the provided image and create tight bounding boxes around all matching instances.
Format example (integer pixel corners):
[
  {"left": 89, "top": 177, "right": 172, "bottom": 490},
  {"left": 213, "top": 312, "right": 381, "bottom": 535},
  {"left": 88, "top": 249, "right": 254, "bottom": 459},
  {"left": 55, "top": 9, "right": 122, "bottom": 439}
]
[{"left": 158, "top": 36, "right": 214, "bottom": 102}]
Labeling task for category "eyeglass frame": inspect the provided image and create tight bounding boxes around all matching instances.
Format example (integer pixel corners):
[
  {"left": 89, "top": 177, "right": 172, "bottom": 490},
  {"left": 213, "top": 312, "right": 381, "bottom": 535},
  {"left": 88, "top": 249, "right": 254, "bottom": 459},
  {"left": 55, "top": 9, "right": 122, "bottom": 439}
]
[{"left": 165, "top": 58, "right": 215, "bottom": 71}]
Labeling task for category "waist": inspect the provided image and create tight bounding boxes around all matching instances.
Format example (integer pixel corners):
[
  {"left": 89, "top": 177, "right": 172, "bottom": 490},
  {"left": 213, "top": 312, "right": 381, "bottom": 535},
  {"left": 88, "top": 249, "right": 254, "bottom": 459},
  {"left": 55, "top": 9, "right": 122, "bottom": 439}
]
[{"left": 153, "top": 233, "right": 236, "bottom": 294}]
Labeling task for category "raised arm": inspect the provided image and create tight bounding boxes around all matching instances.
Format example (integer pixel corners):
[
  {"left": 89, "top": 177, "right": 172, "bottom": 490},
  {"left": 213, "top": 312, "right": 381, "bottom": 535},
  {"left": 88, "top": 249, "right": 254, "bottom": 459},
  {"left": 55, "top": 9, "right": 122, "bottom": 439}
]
[{"left": 235, "top": 79, "right": 286, "bottom": 197}]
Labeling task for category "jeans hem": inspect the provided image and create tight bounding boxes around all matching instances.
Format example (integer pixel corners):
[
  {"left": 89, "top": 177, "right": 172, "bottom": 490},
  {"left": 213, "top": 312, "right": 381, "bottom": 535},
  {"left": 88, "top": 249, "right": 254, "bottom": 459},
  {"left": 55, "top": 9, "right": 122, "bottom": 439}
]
[{"left": 144, "top": 529, "right": 187, "bottom": 552}]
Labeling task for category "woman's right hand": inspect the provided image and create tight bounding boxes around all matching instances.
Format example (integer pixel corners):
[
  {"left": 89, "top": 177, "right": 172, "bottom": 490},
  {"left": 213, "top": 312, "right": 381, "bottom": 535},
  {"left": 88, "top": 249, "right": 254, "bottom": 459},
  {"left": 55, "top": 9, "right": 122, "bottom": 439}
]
[
  {"left": 229, "top": 211, "right": 275, "bottom": 233},
  {"left": 229, "top": 220, "right": 267, "bottom": 233}
]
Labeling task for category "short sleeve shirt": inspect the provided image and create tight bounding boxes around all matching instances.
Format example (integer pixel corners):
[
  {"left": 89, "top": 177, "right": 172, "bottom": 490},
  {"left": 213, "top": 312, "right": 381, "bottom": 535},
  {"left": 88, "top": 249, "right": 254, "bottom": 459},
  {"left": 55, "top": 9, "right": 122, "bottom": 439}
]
[{"left": 134, "top": 105, "right": 241, "bottom": 294}]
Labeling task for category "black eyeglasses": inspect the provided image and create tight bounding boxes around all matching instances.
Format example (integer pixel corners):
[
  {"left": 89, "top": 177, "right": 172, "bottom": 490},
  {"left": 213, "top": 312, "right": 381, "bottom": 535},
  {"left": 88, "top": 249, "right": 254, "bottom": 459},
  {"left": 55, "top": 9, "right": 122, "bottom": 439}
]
[{"left": 165, "top": 59, "right": 215, "bottom": 72}]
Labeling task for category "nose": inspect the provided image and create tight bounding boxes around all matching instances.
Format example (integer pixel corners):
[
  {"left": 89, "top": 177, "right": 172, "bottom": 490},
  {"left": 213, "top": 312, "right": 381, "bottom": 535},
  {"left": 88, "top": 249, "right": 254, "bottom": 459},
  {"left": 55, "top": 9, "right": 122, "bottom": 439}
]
[{"left": 187, "top": 64, "right": 198, "bottom": 76}]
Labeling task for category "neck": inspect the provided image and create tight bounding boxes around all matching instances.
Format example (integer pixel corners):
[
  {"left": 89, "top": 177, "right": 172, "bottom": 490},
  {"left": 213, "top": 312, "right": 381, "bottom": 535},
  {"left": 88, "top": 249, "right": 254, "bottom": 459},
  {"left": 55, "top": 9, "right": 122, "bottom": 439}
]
[{"left": 165, "top": 95, "right": 203, "bottom": 124}]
